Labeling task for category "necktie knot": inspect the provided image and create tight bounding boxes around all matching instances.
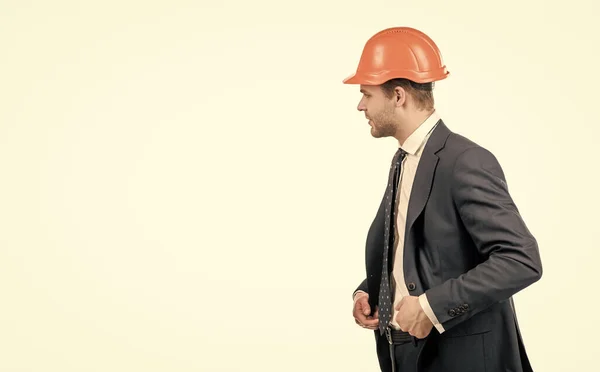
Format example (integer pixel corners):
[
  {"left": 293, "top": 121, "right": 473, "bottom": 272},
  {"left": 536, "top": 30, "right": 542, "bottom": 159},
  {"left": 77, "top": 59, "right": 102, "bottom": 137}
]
[
  {"left": 390, "top": 147, "right": 407, "bottom": 170},
  {"left": 395, "top": 147, "right": 407, "bottom": 162}
]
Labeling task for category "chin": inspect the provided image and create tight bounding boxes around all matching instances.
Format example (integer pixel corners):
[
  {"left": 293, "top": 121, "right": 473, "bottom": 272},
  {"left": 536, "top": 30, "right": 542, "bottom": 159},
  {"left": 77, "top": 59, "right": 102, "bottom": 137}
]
[{"left": 369, "top": 125, "right": 387, "bottom": 138}]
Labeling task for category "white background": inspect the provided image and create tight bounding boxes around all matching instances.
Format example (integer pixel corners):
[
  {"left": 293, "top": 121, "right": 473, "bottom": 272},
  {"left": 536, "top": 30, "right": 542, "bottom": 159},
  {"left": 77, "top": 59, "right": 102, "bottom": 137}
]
[{"left": 1, "top": 0, "right": 598, "bottom": 370}]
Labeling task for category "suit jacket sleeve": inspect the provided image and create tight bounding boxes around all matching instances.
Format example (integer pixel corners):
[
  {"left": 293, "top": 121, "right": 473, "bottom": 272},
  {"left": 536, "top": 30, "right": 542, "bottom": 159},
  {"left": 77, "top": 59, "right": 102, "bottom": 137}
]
[
  {"left": 423, "top": 146, "right": 543, "bottom": 332},
  {"left": 354, "top": 279, "right": 368, "bottom": 298}
]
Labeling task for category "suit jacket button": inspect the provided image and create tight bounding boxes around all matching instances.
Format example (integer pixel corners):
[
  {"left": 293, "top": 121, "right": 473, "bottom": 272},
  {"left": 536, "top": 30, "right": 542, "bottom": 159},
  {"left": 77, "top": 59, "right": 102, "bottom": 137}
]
[
  {"left": 463, "top": 304, "right": 469, "bottom": 310},
  {"left": 407, "top": 283, "right": 416, "bottom": 291},
  {"left": 448, "top": 309, "right": 456, "bottom": 317}
]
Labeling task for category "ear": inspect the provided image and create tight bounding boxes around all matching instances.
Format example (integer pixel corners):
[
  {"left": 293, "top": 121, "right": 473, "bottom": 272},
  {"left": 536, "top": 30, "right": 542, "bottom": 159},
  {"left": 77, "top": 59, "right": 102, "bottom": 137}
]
[{"left": 393, "top": 86, "right": 407, "bottom": 107}]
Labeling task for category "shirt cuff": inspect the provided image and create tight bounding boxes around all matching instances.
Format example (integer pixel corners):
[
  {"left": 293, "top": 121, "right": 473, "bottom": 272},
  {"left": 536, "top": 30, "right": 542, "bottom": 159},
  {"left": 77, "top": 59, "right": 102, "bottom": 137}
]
[
  {"left": 419, "top": 293, "right": 445, "bottom": 334},
  {"left": 353, "top": 290, "right": 368, "bottom": 302}
]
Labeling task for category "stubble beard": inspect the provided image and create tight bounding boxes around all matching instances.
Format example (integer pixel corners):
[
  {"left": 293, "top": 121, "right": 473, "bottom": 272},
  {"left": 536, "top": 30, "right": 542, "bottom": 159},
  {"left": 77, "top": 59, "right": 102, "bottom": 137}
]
[{"left": 370, "top": 108, "right": 397, "bottom": 139}]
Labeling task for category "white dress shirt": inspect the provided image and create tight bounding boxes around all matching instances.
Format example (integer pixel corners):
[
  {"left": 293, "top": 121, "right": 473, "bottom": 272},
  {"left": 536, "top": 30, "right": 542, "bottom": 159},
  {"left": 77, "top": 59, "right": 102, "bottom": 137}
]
[{"left": 354, "top": 110, "right": 446, "bottom": 334}]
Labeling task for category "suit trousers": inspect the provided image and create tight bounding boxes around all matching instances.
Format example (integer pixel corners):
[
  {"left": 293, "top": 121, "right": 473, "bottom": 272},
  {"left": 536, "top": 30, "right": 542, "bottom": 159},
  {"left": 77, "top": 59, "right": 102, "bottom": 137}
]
[
  {"left": 392, "top": 338, "right": 425, "bottom": 372},
  {"left": 387, "top": 332, "right": 493, "bottom": 372}
]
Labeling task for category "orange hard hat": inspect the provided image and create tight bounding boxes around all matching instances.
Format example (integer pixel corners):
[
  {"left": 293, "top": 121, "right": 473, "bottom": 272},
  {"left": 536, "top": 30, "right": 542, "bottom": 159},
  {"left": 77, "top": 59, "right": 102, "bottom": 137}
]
[{"left": 343, "top": 27, "right": 449, "bottom": 85}]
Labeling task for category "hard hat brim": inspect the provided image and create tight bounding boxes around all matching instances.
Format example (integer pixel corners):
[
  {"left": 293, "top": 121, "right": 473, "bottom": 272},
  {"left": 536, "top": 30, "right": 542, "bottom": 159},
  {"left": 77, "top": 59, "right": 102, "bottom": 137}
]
[{"left": 343, "top": 68, "right": 449, "bottom": 85}]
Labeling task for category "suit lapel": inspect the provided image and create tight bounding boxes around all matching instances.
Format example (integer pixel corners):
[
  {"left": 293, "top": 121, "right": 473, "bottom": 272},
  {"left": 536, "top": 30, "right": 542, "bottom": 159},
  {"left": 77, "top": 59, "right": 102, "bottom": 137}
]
[{"left": 404, "top": 120, "right": 451, "bottom": 238}]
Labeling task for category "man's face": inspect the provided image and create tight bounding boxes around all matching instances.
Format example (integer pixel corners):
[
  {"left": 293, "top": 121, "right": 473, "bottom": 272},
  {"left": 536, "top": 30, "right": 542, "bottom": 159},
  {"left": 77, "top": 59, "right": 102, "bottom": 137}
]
[{"left": 357, "top": 85, "right": 398, "bottom": 138}]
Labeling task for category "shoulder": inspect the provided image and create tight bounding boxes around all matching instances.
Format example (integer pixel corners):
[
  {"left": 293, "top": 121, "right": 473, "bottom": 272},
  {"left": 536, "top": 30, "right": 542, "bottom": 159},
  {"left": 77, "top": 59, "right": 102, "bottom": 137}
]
[
  {"left": 446, "top": 131, "right": 488, "bottom": 156},
  {"left": 437, "top": 124, "right": 500, "bottom": 165},
  {"left": 432, "top": 121, "right": 493, "bottom": 158},
  {"left": 439, "top": 127, "right": 505, "bottom": 179}
]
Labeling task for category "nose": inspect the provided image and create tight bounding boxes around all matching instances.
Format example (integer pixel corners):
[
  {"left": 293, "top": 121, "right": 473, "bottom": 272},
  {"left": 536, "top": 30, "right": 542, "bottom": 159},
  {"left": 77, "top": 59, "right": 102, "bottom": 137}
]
[{"left": 357, "top": 100, "right": 366, "bottom": 112}]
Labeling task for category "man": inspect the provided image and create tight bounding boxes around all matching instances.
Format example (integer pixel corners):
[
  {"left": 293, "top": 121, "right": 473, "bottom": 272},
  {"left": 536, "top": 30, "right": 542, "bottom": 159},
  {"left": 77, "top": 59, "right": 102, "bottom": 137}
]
[{"left": 344, "top": 27, "right": 543, "bottom": 372}]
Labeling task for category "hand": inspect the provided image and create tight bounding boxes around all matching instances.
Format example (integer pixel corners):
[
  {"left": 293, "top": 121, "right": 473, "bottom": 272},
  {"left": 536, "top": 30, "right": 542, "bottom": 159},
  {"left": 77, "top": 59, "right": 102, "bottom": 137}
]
[
  {"left": 395, "top": 296, "right": 433, "bottom": 339},
  {"left": 353, "top": 292, "right": 379, "bottom": 330}
]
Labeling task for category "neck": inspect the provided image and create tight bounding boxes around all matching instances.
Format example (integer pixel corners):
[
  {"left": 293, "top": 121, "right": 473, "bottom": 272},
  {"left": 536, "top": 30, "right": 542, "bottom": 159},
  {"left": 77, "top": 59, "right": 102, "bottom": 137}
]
[{"left": 394, "top": 108, "right": 435, "bottom": 145}]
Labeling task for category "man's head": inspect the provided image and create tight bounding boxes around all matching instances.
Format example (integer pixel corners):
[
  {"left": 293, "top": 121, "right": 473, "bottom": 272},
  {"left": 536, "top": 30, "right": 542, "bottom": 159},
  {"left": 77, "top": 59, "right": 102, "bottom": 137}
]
[
  {"left": 357, "top": 78, "right": 435, "bottom": 139},
  {"left": 343, "top": 26, "right": 448, "bottom": 141}
]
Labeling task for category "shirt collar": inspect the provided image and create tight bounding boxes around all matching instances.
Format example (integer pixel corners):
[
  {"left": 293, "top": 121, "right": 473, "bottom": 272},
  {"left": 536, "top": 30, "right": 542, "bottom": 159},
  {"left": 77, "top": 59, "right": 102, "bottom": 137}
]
[{"left": 399, "top": 110, "right": 441, "bottom": 155}]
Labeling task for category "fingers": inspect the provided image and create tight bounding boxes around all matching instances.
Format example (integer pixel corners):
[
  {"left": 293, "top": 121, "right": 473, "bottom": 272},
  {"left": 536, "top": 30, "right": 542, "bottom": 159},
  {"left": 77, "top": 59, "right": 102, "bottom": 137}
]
[
  {"left": 356, "top": 316, "right": 378, "bottom": 330},
  {"left": 360, "top": 315, "right": 379, "bottom": 327},
  {"left": 354, "top": 310, "right": 378, "bottom": 326},
  {"left": 409, "top": 328, "right": 430, "bottom": 339},
  {"left": 396, "top": 317, "right": 433, "bottom": 339},
  {"left": 353, "top": 297, "right": 371, "bottom": 319},
  {"left": 362, "top": 322, "right": 379, "bottom": 330},
  {"left": 357, "top": 296, "right": 370, "bottom": 315},
  {"left": 395, "top": 296, "right": 406, "bottom": 310},
  {"left": 353, "top": 301, "right": 379, "bottom": 330}
]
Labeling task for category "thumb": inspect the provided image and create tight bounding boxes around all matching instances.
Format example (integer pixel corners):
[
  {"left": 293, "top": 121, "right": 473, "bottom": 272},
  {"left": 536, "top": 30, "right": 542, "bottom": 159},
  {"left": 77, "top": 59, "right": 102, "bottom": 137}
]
[{"left": 362, "top": 302, "right": 371, "bottom": 315}]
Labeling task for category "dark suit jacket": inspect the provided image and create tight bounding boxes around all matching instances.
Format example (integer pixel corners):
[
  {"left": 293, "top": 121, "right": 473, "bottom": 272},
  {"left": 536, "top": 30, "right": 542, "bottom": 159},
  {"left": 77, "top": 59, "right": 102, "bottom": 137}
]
[{"left": 355, "top": 120, "right": 542, "bottom": 372}]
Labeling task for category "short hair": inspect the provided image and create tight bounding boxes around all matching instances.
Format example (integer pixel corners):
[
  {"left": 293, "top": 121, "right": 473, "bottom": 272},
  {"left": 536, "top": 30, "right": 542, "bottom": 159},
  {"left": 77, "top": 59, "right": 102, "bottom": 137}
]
[{"left": 381, "top": 78, "right": 435, "bottom": 111}]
